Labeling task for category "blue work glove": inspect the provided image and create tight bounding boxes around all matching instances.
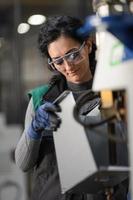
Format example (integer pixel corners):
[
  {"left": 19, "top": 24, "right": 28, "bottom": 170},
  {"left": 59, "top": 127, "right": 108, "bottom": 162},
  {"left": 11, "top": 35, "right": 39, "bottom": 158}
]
[{"left": 28, "top": 102, "right": 61, "bottom": 139}]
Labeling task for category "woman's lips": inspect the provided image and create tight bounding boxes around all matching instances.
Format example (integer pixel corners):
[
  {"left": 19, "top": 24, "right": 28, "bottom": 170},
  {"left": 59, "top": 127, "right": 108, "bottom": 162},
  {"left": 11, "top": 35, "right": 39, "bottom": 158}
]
[{"left": 67, "top": 68, "right": 80, "bottom": 75}]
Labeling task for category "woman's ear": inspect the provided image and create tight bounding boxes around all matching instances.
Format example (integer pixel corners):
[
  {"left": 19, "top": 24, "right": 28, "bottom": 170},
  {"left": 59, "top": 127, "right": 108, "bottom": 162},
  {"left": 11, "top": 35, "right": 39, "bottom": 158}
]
[{"left": 85, "top": 39, "right": 92, "bottom": 54}]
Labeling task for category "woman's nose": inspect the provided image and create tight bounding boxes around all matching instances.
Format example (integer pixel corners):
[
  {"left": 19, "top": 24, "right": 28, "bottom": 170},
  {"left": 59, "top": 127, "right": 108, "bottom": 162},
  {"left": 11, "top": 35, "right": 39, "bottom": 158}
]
[{"left": 63, "top": 59, "right": 73, "bottom": 70}]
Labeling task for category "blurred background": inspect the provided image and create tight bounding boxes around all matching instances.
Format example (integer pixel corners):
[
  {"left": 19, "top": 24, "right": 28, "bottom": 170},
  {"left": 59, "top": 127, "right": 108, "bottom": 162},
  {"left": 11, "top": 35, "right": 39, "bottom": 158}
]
[{"left": 0, "top": 0, "right": 93, "bottom": 199}]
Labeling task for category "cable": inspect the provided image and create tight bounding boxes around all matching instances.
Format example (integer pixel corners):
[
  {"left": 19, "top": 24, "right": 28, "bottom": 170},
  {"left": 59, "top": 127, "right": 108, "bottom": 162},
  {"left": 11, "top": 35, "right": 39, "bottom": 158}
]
[
  {"left": 73, "top": 90, "right": 112, "bottom": 128},
  {"left": 73, "top": 90, "right": 127, "bottom": 143}
]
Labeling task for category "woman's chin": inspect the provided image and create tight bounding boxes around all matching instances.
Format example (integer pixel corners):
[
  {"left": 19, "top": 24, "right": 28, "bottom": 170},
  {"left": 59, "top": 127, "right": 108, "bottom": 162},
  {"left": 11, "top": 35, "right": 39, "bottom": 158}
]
[{"left": 67, "top": 75, "right": 83, "bottom": 83}]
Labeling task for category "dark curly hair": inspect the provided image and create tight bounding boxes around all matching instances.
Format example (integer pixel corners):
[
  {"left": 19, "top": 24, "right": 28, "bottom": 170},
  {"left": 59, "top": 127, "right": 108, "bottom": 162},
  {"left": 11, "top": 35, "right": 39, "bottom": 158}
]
[{"left": 38, "top": 15, "right": 96, "bottom": 75}]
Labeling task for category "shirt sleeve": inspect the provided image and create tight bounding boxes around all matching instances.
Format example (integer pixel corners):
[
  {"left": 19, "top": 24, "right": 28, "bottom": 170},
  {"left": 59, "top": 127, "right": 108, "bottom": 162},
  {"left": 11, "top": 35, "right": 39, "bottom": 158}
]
[{"left": 15, "top": 98, "right": 42, "bottom": 172}]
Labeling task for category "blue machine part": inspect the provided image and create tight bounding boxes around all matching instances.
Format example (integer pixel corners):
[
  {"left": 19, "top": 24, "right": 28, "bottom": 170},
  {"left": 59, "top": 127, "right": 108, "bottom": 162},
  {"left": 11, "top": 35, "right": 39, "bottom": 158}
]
[
  {"left": 102, "top": 14, "right": 133, "bottom": 50},
  {"left": 122, "top": 46, "right": 133, "bottom": 61},
  {"left": 78, "top": 14, "right": 133, "bottom": 50}
]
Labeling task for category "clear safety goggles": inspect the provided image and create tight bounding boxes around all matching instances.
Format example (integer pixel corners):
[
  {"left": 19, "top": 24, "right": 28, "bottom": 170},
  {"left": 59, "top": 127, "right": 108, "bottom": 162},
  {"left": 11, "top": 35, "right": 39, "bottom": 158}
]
[{"left": 48, "top": 41, "right": 85, "bottom": 69}]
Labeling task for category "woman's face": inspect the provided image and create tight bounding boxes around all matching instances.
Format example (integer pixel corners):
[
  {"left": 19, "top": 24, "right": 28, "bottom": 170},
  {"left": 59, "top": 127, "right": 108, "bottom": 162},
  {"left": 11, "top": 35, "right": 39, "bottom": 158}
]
[{"left": 48, "top": 36, "right": 92, "bottom": 83}]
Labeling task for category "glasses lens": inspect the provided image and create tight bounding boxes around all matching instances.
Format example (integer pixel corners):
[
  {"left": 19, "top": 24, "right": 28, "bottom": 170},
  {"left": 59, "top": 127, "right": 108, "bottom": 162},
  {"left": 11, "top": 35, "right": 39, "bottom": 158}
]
[
  {"left": 54, "top": 58, "right": 64, "bottom": 65},
  {"left": 66, "top": 42, "right": 85, "bottom": 64},
  {"left": 66, "top": 51, "right": 81, "bottom": 63}
]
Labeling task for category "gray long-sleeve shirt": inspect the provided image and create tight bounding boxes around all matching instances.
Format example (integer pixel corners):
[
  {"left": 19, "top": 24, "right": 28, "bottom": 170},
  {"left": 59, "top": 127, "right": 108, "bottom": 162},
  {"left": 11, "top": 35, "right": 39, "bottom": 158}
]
[{"left": 15, "top": 98, "right": 42, "bottom": 171}]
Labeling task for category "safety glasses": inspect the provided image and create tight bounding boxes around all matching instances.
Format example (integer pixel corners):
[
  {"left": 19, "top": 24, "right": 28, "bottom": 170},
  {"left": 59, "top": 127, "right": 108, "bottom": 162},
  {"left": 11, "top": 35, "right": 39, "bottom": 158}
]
[{"left": 48, "top": 41, "right": 85, "bottom": 69}]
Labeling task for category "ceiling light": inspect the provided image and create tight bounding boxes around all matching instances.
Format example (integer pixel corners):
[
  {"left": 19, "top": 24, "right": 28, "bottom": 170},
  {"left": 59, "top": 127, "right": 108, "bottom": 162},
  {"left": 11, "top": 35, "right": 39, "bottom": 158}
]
[
  {"left": 97, "top": 5, "right": 109, "bottom": 17},
  {"left": 28, "top": 14, "right": 46, "bottom": 25},
  {"left": 17, "top": 23, "right": 30, "bottom": 34},
  {"left": 114, "top": 4, "right": 123, "bottom": 12},
  {"left": 130, "top": 2, "right": 133, "bottom": 12}
]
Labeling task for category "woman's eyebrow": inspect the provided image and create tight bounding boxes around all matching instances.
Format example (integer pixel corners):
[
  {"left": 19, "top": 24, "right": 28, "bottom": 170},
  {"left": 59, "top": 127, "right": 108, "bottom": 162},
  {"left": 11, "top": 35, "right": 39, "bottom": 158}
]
[
  {"left": 65, "top": 47, "right": 78, "bottom": 55},
  {"left": 52, "top": 47, "right": 78, "bottom": 60}
]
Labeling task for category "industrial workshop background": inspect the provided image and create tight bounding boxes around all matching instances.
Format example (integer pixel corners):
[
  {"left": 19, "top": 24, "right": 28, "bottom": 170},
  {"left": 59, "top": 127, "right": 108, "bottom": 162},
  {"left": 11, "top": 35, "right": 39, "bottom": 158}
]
[{"left": 0, "top": 0, "right": 93, "bottom": 200}]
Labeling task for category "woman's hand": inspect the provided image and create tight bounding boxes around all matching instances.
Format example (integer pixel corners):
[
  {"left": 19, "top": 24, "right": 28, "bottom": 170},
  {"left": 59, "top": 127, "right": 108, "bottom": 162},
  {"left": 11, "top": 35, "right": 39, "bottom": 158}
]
[{"left": 28, "top": 102, "right": 61, "bottom": 138}]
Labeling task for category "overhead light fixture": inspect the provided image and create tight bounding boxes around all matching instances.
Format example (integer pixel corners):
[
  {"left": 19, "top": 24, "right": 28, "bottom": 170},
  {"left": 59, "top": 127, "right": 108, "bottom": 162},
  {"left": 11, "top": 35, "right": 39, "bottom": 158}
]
[
  {"left": 114, "top": 4, "right": 123, "bottom": 12},
  {"left": 17, "top": 23, "right": 30, "bottom": 34},
  {"left": 97, "top": 4, "right": 109, "bottom": 17},
  {"left": 27, "top": 14, "right": 46, "bottom": 25},
  {"left": 130, "top": 1, "right": 133, "bottom": 12}
]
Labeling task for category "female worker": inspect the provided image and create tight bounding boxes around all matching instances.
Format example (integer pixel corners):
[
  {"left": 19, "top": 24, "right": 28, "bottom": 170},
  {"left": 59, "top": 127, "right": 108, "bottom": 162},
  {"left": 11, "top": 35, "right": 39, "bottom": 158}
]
[{"left": 15, "top": 15, "right": 128, "bottom": 200}]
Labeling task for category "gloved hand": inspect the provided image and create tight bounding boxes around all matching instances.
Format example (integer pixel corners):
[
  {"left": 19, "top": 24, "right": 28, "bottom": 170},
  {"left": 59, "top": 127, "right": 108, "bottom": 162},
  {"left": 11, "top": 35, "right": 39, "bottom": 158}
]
[{"left": 28, "top": 102, "right": 61, "bottom": 139}]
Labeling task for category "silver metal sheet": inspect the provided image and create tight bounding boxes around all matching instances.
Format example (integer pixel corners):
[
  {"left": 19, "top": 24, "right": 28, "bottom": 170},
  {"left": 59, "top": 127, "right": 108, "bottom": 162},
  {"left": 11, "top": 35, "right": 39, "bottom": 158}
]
[{"left": 53, "top": 91, "right": 97, "bottom": 194}]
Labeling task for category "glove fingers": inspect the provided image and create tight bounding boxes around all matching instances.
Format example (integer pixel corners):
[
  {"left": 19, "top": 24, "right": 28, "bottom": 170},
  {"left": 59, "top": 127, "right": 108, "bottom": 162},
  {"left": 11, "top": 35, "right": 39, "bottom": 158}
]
[
  {"left": 35, "top": 113, "right": 61, "bottom": 130},
  {"left": 33, "top": 101, "right": 62, "bottom": 132},
  {"left": 42, "top": 103, "right": 61, "bottom": 112},
  {"left": 35, "top": 113, "right": 49, "bottom": 126},
  {"left": 37, "top": 109, "right": 49, "bottom": 120},
  {"left": 54, "top": 103, "right": 61, "bottom": 112},
  {"left": 37, "top": 110, "right": 61, "bottom": 126},
  {"left": 49, "top": 112, "right": 61, "bottom": 125},
  {"left": 32, "top": 118, "right": 48, "bottom": 132}
]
